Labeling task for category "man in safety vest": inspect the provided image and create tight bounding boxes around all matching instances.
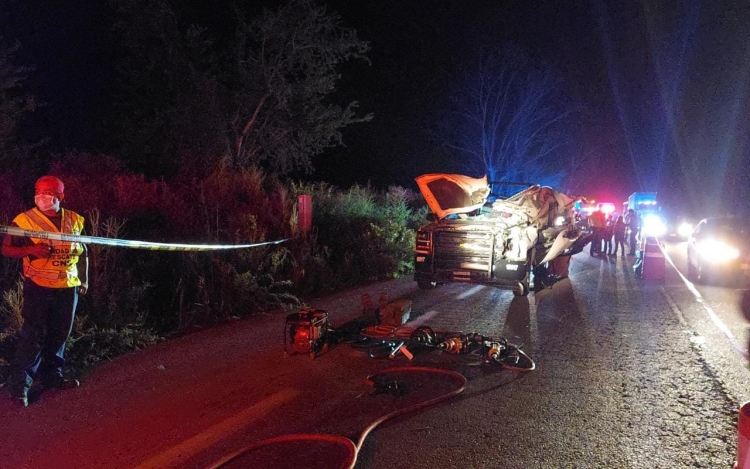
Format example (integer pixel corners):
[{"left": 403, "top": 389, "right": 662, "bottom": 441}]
[
  {"left": 588, "top": 208, "right": 606, "bottom": 257},
  {"left": 1, "top": 176, "right": 88, "bottom": 407}
]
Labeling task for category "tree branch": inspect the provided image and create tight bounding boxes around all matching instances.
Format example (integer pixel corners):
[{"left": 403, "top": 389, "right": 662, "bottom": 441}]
[{"left": 235, "top": 92, "right": 270, "bottom": 159}]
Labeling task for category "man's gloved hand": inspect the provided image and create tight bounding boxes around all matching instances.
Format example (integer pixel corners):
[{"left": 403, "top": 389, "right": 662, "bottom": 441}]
[{"left": 27, "top": 243, "right": 52, "bottom": 259}]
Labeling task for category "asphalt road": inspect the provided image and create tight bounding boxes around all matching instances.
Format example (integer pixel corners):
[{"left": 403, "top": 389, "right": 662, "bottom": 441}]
[
  {"left": 660, "top": 240, "right": 750, "bottom": 405},
  {"left": 2, "top": 243, "right": 748, "bottom": 468}
]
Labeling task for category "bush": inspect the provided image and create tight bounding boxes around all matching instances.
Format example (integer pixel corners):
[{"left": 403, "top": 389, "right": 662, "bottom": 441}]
[
  {"left": 287, "top": 182, "right": 424, "bottom": 293},
  {"left": 0, "top": 279, "right": 23, "bottom": 332},
  {"left": 64, "top": 325, "right": 162, "bottom": 374}
]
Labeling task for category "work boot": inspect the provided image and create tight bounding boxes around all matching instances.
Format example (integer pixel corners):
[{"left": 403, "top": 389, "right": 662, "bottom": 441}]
[
  {"left": 44, "top": 376, "right": 80, "bottom": 390},
  {"left": 10, "top": 389, "right": 29, "bottom": 408}
]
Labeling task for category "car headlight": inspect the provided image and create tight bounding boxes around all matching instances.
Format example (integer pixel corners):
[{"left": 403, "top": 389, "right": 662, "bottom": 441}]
[
  {"left": 642, "top": 214, "right": 666, "bottom": 237},
  {"left": 696, "top": 239, "right": 740, "bottom": 262},
  {"left": 554, "top": 215, "right": 567, "bottom": 227},
  {"left": 677, "top": 222, "right": 693, "bottom": 237}
]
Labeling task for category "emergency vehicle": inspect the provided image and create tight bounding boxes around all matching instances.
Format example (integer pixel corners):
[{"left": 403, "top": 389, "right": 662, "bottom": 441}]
[{"left": 625, "top": 192, "right": 666, "bottom": 237}]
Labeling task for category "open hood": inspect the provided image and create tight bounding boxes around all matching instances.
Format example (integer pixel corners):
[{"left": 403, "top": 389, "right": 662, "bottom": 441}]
[{"left": 415, "top": 173, "right": 490, "bottom": 220}]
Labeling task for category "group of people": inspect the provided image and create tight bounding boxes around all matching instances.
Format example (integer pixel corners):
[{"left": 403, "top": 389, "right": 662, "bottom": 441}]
[{"left": 587, "top": 208, "right": 640, "bottom": 258}]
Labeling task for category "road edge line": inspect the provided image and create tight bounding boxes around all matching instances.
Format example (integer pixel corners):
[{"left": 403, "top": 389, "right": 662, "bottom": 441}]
[{"left": 660, "top": 244, "right": 748, "bottom": 360}]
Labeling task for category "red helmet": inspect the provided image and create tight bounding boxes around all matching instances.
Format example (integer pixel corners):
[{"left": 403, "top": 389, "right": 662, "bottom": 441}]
[{"left": 35, "top": 176, "right": 64, "bottom": 195}]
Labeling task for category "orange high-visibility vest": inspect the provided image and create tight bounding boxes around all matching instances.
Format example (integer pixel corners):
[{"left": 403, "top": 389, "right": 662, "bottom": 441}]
[
  {"left": 589, "top": 211, "right": 606, "bottom": 228},
  {"left": 13, "top": 208, "right": 85, "bottom": 288}
]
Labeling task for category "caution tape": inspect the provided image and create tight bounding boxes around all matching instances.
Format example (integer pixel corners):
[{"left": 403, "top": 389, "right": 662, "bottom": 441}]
[{"left": 0, "top": 225, "right": 290, "bottom": 252}]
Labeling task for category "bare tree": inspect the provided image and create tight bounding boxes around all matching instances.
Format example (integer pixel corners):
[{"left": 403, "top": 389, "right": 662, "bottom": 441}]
[{"left": 442, "top": 46, "right": 569, "bottom": 191}]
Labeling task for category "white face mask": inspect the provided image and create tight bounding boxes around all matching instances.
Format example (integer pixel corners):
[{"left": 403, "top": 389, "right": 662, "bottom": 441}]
[{"left": 35, "top": 194, "right": 60, "bottom": 212}]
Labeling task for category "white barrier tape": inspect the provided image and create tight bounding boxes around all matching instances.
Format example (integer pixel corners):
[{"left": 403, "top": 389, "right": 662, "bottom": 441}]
[{"left": 0, "top": 225, "right": 290, "bottom": 252}]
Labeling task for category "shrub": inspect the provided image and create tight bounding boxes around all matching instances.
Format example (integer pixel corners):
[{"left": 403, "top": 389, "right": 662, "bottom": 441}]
[
  {"left": 64, "top": 325, "right": 162, "bottom": 373},
  {"left": 289, "top": 181, "right": 422, "bottom": 292},
  {"left": 0, "top": 279, "right": 23, "bottom": 332}
]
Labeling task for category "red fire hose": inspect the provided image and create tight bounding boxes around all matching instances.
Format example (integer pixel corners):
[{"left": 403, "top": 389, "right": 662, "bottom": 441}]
[{"left": 207, "top": 366, "right": 468, "bottom": 469}]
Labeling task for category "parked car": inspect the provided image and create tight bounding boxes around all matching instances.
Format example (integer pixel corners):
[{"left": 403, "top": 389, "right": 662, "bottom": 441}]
[
  {"left": 413, "top": 174, "right": 590, "bottom": 296},
  {"left": 686, "top": 216, "right": 750, "bottom": 285}
]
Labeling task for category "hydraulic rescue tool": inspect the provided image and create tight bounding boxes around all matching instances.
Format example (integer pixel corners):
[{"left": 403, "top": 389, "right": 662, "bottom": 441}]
[
  {"left": 436, "top": 331, "right": 533, "bottom": 368},
  {"left": 282, "top": 301, "right": 535, "bottom": 371},
  {"left": 360, "top": 325, "right": 536, "bottom": 371}
]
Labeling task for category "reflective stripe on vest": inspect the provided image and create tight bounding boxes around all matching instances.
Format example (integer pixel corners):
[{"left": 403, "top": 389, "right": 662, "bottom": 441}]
[{"left": 13, "top": 208, "right": 85, "bottom": 288}]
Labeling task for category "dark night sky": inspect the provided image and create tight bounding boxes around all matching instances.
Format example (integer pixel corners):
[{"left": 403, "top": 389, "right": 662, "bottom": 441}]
[
  {"left": 315, "top": 0, "right": 615, "bottom": 190},
  {"left": 2, "top": 0, "right": 750, "bottom": 217},
  {"left": 320, "top": 0, "right": 750, "bottom": 218}
]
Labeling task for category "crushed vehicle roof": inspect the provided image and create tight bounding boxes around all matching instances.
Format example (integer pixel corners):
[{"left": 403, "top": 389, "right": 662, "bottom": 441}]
[{"left": 415, "top": 173, "right": 579, "bottom": 227}]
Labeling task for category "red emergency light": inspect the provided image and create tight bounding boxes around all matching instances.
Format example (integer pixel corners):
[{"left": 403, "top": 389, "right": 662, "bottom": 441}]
[{"left": 597, "top": 202, "right": 616, "bottom": 214}]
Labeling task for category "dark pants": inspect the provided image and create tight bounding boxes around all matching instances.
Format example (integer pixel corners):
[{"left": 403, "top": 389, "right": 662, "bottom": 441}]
[
  {"left": 628, "top": 229, "right": 638, "bottom": 254},
  {"left": 590, "top": 227, "right": 603, "bottom": 255},
  {"left": 614, "top": 234, "right": 626, "bottom": 256},
  {"left": 9, "top": 280, "right": 78, "bottom": 395}
]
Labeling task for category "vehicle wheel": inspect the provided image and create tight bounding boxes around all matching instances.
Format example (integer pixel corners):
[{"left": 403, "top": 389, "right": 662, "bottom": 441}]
[
  {"left": 695, "top": 265, "right": 706, "bottom": 284},
  {"left": 417, "top": 280, "right": 437, "bottom": 290},
  {"left": 687, "top": 260, "right": 697, "bottom": 281},
  {"left": 514, "top": 281, "right": 529, "bottom": 297}
]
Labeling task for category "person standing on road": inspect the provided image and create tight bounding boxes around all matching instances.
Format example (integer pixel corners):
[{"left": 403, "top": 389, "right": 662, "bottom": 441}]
[
  {"left": 613, "top": 215, "right": 627, "bottom": 257},
  {"left": 1, "top": 176, "right": 88, "bottom": 407},
  {"left": 603, "top": 215, "right": 614, "bottom": 256},
  {"left": 588, "top": 208, "right": 606, "bottom": 257},
  {"left": 625, "top": 209, "right": 639, "bottom": 256}
]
